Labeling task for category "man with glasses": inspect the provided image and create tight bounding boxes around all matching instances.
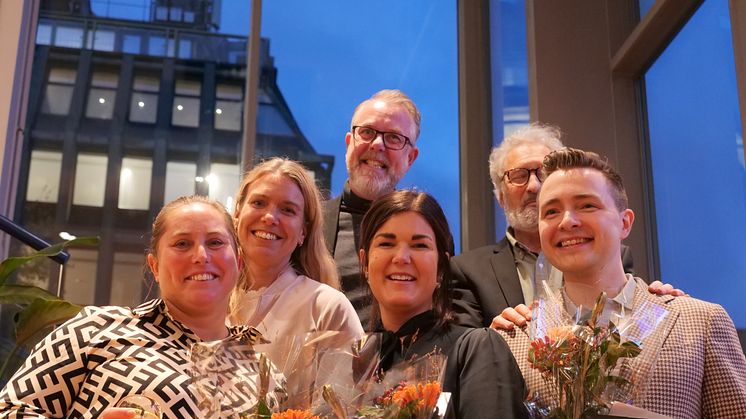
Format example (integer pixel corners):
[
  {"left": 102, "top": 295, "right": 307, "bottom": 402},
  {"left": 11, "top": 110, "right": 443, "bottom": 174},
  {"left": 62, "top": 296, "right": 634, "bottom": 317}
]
[
  {"left": 450, "top": 124, "right": 647, "bottom": 328},
  {"left": 323, "top": 89, "right": 420, "bottom": 328}
]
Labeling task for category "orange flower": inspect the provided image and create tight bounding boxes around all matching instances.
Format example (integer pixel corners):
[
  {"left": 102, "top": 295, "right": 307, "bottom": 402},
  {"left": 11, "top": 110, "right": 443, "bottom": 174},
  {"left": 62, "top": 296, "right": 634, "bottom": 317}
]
[
  {"left": 418, "top": 382, "right": 441, "bottom": 409},
  {"left": 271, "top": 409, "right": 319, "bottom": 419},
  {"left": 391, "top": 384, "right": 419, "bottom": 408}
]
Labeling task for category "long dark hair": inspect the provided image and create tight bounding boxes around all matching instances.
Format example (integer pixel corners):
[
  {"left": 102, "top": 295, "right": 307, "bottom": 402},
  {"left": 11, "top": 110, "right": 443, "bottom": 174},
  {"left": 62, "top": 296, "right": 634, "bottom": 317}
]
[{"left": 359, "top": 190, "right": 455, "bottom": 329}]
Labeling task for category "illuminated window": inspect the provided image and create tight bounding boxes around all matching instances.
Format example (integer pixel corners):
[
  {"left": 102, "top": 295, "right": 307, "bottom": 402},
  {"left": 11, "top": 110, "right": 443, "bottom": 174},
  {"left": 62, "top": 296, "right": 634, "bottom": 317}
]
[
  {"left": 85, "top": 72, "right": 118, "bottom": 119},
  {"left": 172, "top": 79, "right": 201, "bottom": 127},
  {"left": 26, "top": 150, "right": 62, "bottom": 203},
  {"left": 215, "top": 84, "right": 243, "bottom": 131},
  {"left": 73, "top": 153, "right": 107, "bottom": 207},
  {"left": 129, "top": 75, "right": 160, "bottom": 124},
  {"left": 164, "top": 161, "right": 197, "bottom": 204},
  {"left": 118, "top": 157, "right": 153, "bottom": 210},
  {"left": 41, "top": 67, "right": 76, "bottom": 115},
  {"left": 208, "top": 163, "right": 240, "bottom": 210}
]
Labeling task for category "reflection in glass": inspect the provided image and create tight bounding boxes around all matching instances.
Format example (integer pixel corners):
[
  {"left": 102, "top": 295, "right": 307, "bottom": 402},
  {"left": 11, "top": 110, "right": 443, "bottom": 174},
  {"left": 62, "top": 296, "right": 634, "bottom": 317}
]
[
  {"left": 27, "top": 150, "right": 62, "bottom": 203},
  {"left": 41, "top": 68, "right": 77, "bottom": 115},
  {"left": 119, "top": 157, "right": 153, "bottom": 210},
  {"left": 62, "top": 249, "right": 98, "bottom": 305},
  {"left": 55, "top": 26, "right": 84, "bottom": 48},
  {"left": 73, "top": 154, "right": 108, "bottom": 207},
  {"left": 86, "top": 71, "right": 118, "bottom": 119},
  {"left": 644, "top": 0, "right": 746, "bottom": 328},
  {"left": 111, "top": 252, "right": 148, "bottom": 307},
  {"left": 208, "top": 163, "right": 240, "bottom": 210},
  {"left": 164, "top": 161, "right": 197, "bottom": 204}
]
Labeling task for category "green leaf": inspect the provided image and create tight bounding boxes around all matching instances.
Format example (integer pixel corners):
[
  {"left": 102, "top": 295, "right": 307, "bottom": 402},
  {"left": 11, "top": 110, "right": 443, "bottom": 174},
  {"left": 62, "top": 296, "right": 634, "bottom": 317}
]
[
  {"left": 0, "top": 236, "right": 99, "bottom": 286},
  {"left": 15, "top": 299, "right": 83, "bottom": 344},
  {"left": 0, "top": 284, "right": 64, "bottom": 305}
]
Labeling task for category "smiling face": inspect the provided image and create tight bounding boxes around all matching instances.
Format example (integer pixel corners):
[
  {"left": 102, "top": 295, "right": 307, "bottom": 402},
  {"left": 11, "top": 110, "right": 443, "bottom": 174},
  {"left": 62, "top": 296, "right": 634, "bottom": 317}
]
[
  {"left": 498, "top": 143, "right": 552, "bottom": 233},
  {"left": 361, "top": 211, "right": 439, "bottom": 331},
  {"left": 147, "top": 202, "right": 239, "bottom": 321},
  {"left": 234, "top": 173, "right": 306, "bottom": 281},
  {"left": 345, "top": 100, "right": 419, "bottom": 200},
  {"left": 538, "top": 168, "right": 634, "bottom": 283}
]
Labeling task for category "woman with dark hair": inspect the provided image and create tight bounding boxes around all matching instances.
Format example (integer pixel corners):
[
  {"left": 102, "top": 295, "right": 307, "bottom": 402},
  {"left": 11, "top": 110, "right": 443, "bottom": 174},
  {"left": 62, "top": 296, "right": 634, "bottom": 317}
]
[{"left": 359, "top": 190, "right": 528, "bottom": 418}]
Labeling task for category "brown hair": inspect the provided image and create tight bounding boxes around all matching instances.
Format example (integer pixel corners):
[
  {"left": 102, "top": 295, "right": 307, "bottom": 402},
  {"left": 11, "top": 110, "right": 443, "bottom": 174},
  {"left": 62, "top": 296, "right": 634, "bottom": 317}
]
[
  {"left": 149, "top": 195, "right": 238, "bottom": 260},
  {"left": 542, "top": 147, "right": 629, "bottom": 210},
  {"left": 358, "top": 190, "right": 454, "bottom": 329}
]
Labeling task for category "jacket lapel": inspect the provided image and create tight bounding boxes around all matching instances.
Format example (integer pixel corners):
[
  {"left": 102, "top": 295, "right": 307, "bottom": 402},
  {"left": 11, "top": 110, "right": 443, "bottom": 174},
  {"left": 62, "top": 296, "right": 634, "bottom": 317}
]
[
  {"left": 322, "top": 195, "right": 342, "bottom": 255},
  {"left": 490, "top": 238, "right": 526, "bottom": 309}
]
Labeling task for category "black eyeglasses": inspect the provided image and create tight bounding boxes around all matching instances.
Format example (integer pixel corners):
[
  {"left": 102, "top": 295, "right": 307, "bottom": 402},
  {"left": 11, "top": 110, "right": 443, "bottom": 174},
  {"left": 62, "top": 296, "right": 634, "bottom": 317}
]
[
  {"left": 351, "top": 126, "right": 412, "bottom": 150},
  {"left": 501, "top": 167, "right": 545, "bottom": 186}
]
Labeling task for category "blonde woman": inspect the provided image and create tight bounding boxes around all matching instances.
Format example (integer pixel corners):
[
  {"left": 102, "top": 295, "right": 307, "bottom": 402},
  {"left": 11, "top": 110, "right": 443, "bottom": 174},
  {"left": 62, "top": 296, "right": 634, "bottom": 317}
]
[{"left": 228, "top": 158, "right": 363, "bottom": 341}]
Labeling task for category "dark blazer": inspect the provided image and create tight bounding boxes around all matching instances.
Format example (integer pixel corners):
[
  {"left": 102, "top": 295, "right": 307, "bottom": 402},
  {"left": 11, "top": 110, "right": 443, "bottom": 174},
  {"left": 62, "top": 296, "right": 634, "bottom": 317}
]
[
  {"left": 322, "top": 195, "right": 342, "bottom": 255},
  {"left": 450, "top": 237, "right": 635, "bottom": 327}
]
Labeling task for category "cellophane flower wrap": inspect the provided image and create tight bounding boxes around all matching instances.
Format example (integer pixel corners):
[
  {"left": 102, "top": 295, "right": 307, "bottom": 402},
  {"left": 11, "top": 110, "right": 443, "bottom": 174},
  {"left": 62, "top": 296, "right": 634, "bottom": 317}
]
[
  {"left": 188, "top": 340, "right": 287, "bottom": 418},
  {"left": 525, "top": 281, "right": 669, "bottom": 419},
  {"left": 253, "top": 331, "right": 380, "bottom": 418},
  {"left": 355, "top": 348, "right": 448, "bottom": 419}
]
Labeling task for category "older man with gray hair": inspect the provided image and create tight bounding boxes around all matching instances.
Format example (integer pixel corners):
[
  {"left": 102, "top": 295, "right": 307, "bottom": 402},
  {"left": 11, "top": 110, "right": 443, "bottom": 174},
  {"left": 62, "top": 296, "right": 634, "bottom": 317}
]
[{"left": 451, "top": 123, "right": 657, "bottom": 328}]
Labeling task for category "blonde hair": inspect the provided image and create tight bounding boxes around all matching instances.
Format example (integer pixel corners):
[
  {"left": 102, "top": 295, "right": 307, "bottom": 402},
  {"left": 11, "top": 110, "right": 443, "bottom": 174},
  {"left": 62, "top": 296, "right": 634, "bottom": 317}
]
[
  {"left": 351, "top": 89, "right": 422, "bottom": 140},
  {"left": 230, "top": 158, "right": 339, "bottom": 299}
]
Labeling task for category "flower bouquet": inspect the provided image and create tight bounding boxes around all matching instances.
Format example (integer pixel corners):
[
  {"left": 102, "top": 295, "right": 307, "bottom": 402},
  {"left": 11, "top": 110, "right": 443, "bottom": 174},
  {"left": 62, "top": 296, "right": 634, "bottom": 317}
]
[
  {"left": 355, "top": 350, "right": 448, "bottom": 419},
  {"left": 525, "top": 281, "right": 669, "bottom": 418}
]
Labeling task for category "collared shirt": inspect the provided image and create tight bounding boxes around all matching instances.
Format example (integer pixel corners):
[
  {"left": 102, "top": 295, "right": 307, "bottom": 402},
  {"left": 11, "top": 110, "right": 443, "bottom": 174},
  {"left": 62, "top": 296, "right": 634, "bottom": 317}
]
[
  {"left": 562, "top": 274, "right": 637, "bottom": 326},
  {"left": 505, "top": 228, "right": 563, "bottom": 305},
  {"left": 0, "top": 300, "right": 268, "bottom": 418}
]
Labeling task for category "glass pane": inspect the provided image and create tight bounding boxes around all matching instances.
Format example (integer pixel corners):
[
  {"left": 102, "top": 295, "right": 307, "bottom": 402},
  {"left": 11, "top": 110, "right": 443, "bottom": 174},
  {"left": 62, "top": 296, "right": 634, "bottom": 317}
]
[
  {"left": 259, "top": 1, "right": 460, "bottom": 246},
  {"left": 148, "top": 36, "right": 167, "bottom": 56},
  {"left": 644, "top": 0, "right": 746, "bottom": 328},
  {"left": 214, "top": 100, "right": 242, "bottom": 131},
  {"left": 62, "top": 249, "right": 97, "bottom": 304},
  {"left": 123, "top": 34, "right": 141, "bottom": 54},
  {"left": 26, "top": 150, "right": 62, "bottom": 203},
  {"left": 85, "top": 88, "right": 116, "bottom": 119},
  {"left": 172, "top": 96, "right": 200, "bottom": 127},
  {"left": 133, "top": 75, "right": 160, "bottom": 92},
  {"left": 73, "top": 153, "right": 107, "bottom": 207},
  {"left": 41, "top": 84, "right": 74, "bottom": 115},
  {"left": 37, "top": 23, "right": 52, "bottom": 45},
  {"left": 175, "top": 79, "right": 201, "bottom": 96},
  {"left": 49, "top": 67, "right": 76, "bottom": 84},
  {"left": 110, "top": 252, "right": 148, "bottom": 307},
  {"left": 164, "top": 161, "right": 197, "bottom": 204},
  {"left": 91, "top": 72, "right": 118, "bottom": 88},
  {"left": 118, "top": 157, "right": 153, "bottom": 210},
  {"left": 129, "top": 92, "right": 158, "bottom": 123},
  {"left": 208, "top": 163, "right": 240, "bottom": 210},
  {"left": 54, "top": 26, "right": 84, "bottom": 49},
  {"left": 92, "top": 29, "right": 115, "bottom": 51},
  {"left": 216, "top": 84, "right": 243, "bottom": 100}
]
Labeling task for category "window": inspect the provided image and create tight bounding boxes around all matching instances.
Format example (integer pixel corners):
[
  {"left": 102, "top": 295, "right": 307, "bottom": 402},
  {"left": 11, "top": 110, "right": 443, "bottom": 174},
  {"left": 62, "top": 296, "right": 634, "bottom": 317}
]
[
  {"left": 172, "top": 79, "right": 201, "bottom": 127},
  {"left": 123, "top": 34, "right": 141, "bottom": 54},
  {"left": 164, "top": 161, "right": 197, "bottom": 204},
  {"left": 73, "top": 153, "right": 107, "bottom": 207},
  {"left": 85, "top": 72, "right": 118, "bottom": 119},
  {"left": 54, "top": 25, "right": 84, "bottom": 49},
  {"left": 89, "top": 29, "right": 115, "bottom": 52},
  {"left": 62, "top": 249, "right": 98, "bottom": 305},
  {"left": 40, "top": 67, "right": 76, "bottom": 115},
  {"left": 644, "top": 0, "right": 746, "bottom": 328},
  {"left": 26, "top": 150, "right": 62, "bottom": 203},
  {"left": 36, "top": 23, "right": 52, "bottom": 45},
  {"left": 215, "top": 84, "right": 243, "bottom": 131},
  {"left": 118, "top": 157, "right": 153, "bottom": 210},
  {"left": 110, "top": 252, "right": 148, "bottom": 307},
  {"left": 207, "top": 163, "right": 240, "bottom": 210},
  {"left": 129, "top": 75, "right": 160, "bottom": 124}
]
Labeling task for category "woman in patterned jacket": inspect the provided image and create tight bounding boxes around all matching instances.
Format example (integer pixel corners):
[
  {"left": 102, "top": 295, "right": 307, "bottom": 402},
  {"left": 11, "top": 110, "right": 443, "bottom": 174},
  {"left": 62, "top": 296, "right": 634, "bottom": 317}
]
[{"left": 0, "top": 195, "right": 278, "bottom": 418}]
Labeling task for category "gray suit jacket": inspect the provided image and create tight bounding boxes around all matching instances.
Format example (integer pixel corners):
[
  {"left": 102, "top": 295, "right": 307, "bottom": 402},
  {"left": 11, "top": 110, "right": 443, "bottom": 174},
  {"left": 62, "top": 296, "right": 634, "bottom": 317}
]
[
  {"left": 498, "top": 278, "right": 746, "bottom": 418},
  {"left": 450, "top": 237, "right": 635, "bottom": 327}
]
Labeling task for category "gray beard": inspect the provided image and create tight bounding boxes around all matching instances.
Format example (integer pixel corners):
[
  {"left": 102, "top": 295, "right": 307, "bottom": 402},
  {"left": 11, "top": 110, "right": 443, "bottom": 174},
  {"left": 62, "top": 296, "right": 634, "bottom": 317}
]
[
  {"left": 348, "top": 171, "right": 397, "bottom": 200},
  {"left": 505, "top": 206, "right": 538, "bottom": 232}
]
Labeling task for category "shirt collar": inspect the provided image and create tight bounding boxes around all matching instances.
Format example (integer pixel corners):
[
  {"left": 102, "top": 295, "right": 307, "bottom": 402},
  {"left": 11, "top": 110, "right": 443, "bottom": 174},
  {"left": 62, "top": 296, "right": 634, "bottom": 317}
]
[{"left": 506, "top": 227, "right": 537, "bottom": 261}]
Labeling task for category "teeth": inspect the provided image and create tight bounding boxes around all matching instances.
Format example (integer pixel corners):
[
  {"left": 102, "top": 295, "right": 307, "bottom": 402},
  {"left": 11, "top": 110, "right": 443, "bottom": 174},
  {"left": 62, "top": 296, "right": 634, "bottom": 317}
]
[
  {"left": 254, "top": 231, "right": 278, "bottom": 240},
  {"left": 389, "top": 274, "right": 415, "bottom": 281},
  {"left": 189, "top": 273, "right": 215, "bottom": 281},
  {"left": 366, "top": 160, "right": 385, "bottom": 168},
  {"left": 560, "top": 238, "right": 590, "bottom": 247}
]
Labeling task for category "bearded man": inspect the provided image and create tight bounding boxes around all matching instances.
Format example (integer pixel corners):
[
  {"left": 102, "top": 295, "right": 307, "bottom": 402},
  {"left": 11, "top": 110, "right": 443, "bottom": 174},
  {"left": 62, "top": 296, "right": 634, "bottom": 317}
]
[{"left": 323, "top": 90, "right": 420, "bottom": 328}]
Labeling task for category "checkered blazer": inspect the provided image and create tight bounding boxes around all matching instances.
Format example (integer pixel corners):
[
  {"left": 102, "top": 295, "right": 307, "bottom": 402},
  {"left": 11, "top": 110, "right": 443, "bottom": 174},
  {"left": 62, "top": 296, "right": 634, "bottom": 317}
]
[{"left": 498, "top": 277, "right": 746, "bottom": 419}]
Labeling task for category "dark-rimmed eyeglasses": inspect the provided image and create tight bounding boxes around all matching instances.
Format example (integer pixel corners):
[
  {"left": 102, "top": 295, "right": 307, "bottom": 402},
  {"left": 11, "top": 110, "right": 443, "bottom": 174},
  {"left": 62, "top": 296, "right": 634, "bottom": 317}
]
[
  {"left": 501, "top": 167, "right": 545, "bottom": 186},
  {"left": 351, "top": 126, "right": 411, "bottom": 150}
]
